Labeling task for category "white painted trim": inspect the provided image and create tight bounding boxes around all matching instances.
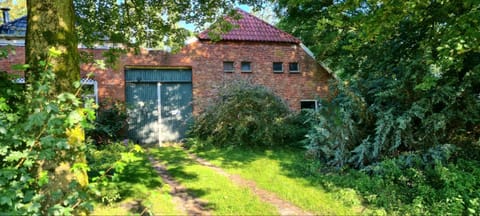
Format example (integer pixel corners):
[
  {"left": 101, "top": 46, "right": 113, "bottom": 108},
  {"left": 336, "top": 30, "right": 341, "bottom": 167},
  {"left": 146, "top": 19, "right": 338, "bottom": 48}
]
[
  {"left": 289, "top": 62, "right": 300, "bottom": 73},
  {"left": 14, "top": 77, "right": 25, "bottom": 83},
  {"left": 0, "top": 38, "right": 25, "bottom": 46},
  {"left": 14, "top": 77, "right": 98, "bottom": 104},
  {"left": 0, "top": 38, "right": 124, "bottom": 49},
  {"left": 157, "top": 82, "right": 162, "bottom": 147},
  {"left": 300, "top": 99, "right": 318, "bottom": 111},
  {"left": 300, "top": 43, "right": 315, "bottom": 59},
  {"left": 300, "top": 43, "right": 334, "bottom": 75}
]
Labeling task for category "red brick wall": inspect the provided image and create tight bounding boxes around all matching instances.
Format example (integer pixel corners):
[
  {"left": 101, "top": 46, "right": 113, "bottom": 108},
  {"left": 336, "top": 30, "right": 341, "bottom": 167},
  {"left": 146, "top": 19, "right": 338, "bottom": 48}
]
[
  {"left": 0, "top": 41, "right": 331, "bottom": 114},
  {"left": 79, "top": 48, "right": 192, "bottom": 104},
  {"left": 183, "top": 41, "right": 331, "bottom": 113},
  {"left": 0, "top": 46, "right": 25, "bottom": 77}
]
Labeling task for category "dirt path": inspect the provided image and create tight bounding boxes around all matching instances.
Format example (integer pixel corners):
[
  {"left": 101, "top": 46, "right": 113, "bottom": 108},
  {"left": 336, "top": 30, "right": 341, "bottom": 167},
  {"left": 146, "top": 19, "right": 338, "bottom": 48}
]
[
  {"left": 148, "top": 157, "right": 211, "bottom": 216},
  {"left": 188, "top": 154, "right": 314, "bottom": 216},
  {"left": 148, "top": 145, "right": 314, "bottom": 216}
]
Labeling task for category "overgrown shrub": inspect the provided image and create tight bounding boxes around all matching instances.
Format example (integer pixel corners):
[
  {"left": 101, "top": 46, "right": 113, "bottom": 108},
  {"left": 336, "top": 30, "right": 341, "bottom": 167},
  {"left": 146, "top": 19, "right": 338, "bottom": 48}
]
[
  {"left": 305, "top": 79, "right": 479, "bottom": 168},
  {"left": 87, "top": 142, "right": 144, "bottom": 204},
  {"left": 285, "top": 0, "right": 480, "bottom": 167},
  {"left": 304, "top": 84, "right": 367, "bottom": 168},
  {"left": 190, "top": 79, "right": 307, "bottom": 148},
  {"left": 298, "top": 149, "right": 480, "bottom": 215},
  {"left": 87, "top": 99, "right": 127, "bottom": 145},
  {"left": 0, "top": 50, "right": 94, "bottom": 214},
  {"left": 366, "top": 157, "right": 480, "bottom": 215}
]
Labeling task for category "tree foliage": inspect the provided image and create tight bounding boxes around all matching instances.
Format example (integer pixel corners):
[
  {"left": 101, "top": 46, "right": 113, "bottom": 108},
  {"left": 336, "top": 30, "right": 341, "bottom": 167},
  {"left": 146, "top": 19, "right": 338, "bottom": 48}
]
[
  {"left": 277, "top": 0, "right": 480, "bottom": 167},
  {"left": 74, "top": 0, "right": 267, "bottom": 51},
  {"left": 0, "top": 50, "right": 94, "bottom": 214},
  {"left": 0, "top": 0, "right": 27, "bottom": 20}
]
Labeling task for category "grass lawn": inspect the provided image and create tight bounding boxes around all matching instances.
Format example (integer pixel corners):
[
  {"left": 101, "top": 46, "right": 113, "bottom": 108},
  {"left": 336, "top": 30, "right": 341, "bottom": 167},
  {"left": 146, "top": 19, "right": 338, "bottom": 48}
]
[
  {"left": 191, "top": 146, "right": 369, "bottom": 215},
  {"left": 149, "top": 147, "right": 279, "bottom": 215},
  {"left": 90, "top": 143, "right": 378, "bottom": 215},
  {"left": 90, "top": 147, "right": 181, "bottom": 215}
]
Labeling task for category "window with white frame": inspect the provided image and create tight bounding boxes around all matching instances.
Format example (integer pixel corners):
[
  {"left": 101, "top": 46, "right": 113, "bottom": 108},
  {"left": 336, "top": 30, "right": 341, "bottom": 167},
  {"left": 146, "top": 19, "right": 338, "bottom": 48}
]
[
  {"left": 223, "top": 61, "right": 234, "bottom": 72},
  {"left": 289, "top": 62, "right": 300, "bottom": 73},
  {"left": 300, "top": 100, "right": 318, "bottom": 111},
  {"left": 273, "top": 62, "right": 283, "bottom": 73},
  {"left": 14, "top": 77, "right": 98, "bottom": 104},
  {"left": 80, "top": 78, "right": 98, "bottom": 104}
]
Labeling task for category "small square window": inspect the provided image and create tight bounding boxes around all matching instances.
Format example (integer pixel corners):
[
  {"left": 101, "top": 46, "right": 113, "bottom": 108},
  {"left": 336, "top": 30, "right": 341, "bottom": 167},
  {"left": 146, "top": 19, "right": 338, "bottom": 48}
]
[
  {"left": 273, "top": 62, "right": 283, "bottom": 73},
  {"left": 223, "top": 61, "right": 234, "bottom": 72},
  {"left": 289, "top": 62, "right": 299, "bottom": 73},
  {"left": 301, "top": 100, "right": 318, "bottom": 111},
  {"left": 241, "top": 62, "right": 252, "bottom": 72}
]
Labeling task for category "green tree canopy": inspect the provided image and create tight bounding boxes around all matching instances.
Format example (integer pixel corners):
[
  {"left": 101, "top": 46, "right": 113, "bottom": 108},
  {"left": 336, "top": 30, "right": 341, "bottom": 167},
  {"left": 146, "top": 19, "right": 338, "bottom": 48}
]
[
  {"left": 0, "top": 0, "right": 26, "bottom": 21},
  {"left": 277, "top": 0, "right": 480, "bottom": 167},
  {"left": 75, "top": 0, "right": 266, "bottom": 51}
]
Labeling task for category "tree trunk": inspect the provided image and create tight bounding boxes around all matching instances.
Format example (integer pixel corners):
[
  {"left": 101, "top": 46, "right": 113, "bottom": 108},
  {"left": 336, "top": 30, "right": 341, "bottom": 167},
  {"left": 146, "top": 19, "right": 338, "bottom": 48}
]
[
  {"left": 26, "top": 0, "right": 88, "bottom": 212},
  {"left": 26, "top": 0, "right": 79, "bottom": 92}
]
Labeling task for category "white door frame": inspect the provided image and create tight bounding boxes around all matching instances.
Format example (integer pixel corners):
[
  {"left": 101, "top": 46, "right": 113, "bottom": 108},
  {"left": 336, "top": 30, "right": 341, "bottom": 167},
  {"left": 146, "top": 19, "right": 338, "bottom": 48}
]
[{"left": 157, "top": 82, "right": 162, "bottom": 146}]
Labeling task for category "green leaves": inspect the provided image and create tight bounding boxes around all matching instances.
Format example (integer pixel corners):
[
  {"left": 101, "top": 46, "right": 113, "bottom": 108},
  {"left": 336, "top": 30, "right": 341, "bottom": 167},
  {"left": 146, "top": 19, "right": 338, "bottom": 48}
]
[
  {"left": 4, "top": 150, "right": 29, "bottom": 163},
  {"left": 74, "top": 0, "right": 265, "bottom": 58},
  {"left": 190, "top": 79, "right": 305, "bottom": 148},
  {"left": 0, "top": 49, "right": 94, "bottom": 214},
  {"left": 48, "top": 47, "right": 62, "bottom": 57},
  {"left": 11, "top": 64, "right": 30, "bottom": 71},
  {"left": 280, "top": 0, "right": 480, "bottom": 168},
  {"left": 38, "top": 171, "right": 49, "bottom": 187},
  {"left": 86, "top": 142, "right": 147, "bottom": 204}
]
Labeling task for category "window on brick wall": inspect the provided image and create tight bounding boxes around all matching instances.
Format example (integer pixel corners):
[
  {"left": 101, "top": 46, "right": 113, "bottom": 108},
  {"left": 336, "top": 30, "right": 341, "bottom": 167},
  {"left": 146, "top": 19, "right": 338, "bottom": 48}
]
[
  {"left": 81, "top": 78, "right": 99, "bottom": 104},
  {"left": 15, "top": 77, "right": 98, "bottom": 105},
  {"left": 289, "top": 62, "right": 300, "bottom": 73},
  {"left": 241, "top": 61, "right": 252, "bottom": 72},
  {"left": 273, "top": 62, "right": 283, "bottom": 73},
  {"left": 223, "top": 61, "right": 234, "bottom": 72},
  {"left": 301, "top": 100, "right": 318, "bottom": 111}
]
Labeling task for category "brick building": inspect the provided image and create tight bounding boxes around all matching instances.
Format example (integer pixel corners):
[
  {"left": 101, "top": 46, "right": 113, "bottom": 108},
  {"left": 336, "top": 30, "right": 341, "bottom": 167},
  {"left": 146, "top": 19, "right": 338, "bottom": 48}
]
[{"left": 0, "top": 9, "right": 331, "bottom": 144}]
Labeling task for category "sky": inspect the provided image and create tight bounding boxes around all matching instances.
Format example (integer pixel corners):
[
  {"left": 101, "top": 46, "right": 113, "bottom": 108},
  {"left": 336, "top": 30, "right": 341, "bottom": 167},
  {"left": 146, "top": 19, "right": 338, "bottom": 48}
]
[{"left": 0, "top": 1, "right": 262, "bottom": 33}]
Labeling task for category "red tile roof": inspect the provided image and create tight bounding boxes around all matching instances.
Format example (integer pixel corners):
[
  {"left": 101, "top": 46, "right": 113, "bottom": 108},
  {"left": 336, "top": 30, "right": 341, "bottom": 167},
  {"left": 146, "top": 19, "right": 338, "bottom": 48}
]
[{"left": 198, "top": 9, "right": 300, "bottom": 44}]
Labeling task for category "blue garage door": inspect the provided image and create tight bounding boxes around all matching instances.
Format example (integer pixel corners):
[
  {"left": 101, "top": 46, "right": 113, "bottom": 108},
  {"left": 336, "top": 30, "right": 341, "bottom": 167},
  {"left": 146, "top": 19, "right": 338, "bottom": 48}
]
[{"left": 125, "top": 68, "right": 192, "bottom": 145}]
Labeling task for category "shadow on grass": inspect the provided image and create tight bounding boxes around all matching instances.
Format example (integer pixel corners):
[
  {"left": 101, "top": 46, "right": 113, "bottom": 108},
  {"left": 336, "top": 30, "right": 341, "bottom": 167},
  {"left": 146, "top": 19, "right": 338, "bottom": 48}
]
[
  {"left": 167, "top": 166, "right": 199, "bottom": 181},
  {"left": 188, "top": 144, "right": 372, "bottom": 213},
  {"left": 198, "top": 145, "right": 363, "bottom": 191},
  {"left": 190, "top": 145, "right": 265, "bottom": 169},
  {"left": 148, "top": 147, "right": 201, "bottom": 184},
  {"left": 116, "top": 157, "right": 164, "bottom": 198},
  {"left": 121, "top": 199, "right": 150, "bottom": 216},
  {"left": 148, "top": 147, "right": 215, "bottom": 212},
  {"left": 88, "top": 144, "right": 175, "bottom": 215}
]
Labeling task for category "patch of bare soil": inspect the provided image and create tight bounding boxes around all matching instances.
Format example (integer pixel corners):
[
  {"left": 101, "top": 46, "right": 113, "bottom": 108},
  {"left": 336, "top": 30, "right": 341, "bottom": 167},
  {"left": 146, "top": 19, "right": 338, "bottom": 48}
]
[
  {"left": 149, "top": 157, "right": 212, "bottom": 216},
  {"left": 189, "top": 154, "right": 314, "bottom": 216}
]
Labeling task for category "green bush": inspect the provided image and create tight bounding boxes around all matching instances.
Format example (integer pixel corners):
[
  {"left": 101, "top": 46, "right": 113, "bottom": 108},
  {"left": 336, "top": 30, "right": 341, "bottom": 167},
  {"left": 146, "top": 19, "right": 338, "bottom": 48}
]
[
  {"left": 0, "top": 52, "right": 94, "bottom": 214},
  {"left": 87, "top": 99, "right": 127, "bottom": 145},
  {"left": 371, "top": 157, "right": 480, "bottom": 215},
  {"left": 302, "top": 151, "right": 480, "bottom": 215},
  {"left": 304, "top": 81, "right": 384, "bottom": 168},
  {"left": 190, "top": 79, "right": 307, "bottom": 148},
  {"left": 86, "top": 142, "right": 144, "bottom": 204}
]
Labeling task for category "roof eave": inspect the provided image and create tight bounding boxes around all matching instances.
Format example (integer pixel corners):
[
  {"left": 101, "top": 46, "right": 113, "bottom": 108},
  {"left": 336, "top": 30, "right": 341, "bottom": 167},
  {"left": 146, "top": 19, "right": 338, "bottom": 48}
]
[{"left": 196, "top": 37, "right": 300, "bottom": 44}]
